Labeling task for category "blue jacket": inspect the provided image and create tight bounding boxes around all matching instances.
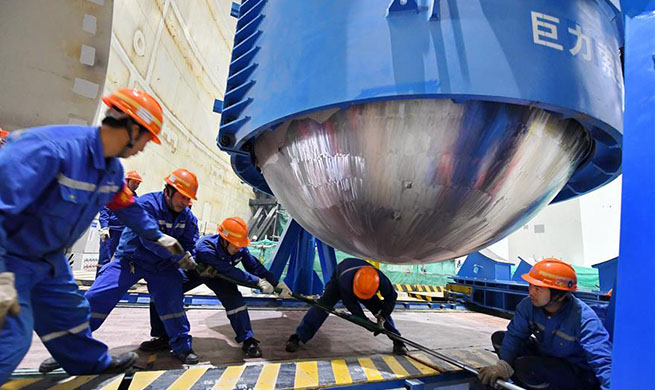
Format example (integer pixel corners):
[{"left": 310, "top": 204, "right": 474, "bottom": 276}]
[
  {"left": 99, "top": 192, "right": 137, "bottom": 231},
  {"left": 500, "top": 296, "right": 612, "bottom": 390},
  {"left": 195, "top": 234, "right": 279, "bottom": 286},
  {"left": 333, "top": 258, "right": 397, "bottom": 320},
  {"left": 114, "top": 191, "right": 198, "bottom": 271},
  {"left": 0, "top": 125, "right": 162, "bottom": 273}
]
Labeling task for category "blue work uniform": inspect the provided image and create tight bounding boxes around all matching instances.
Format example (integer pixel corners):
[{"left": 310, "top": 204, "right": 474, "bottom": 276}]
[
  {"left": 0, "top": 126, "right": 162, "bottom": 384},
  {"left": 149, "top": 234, "right": 279, "bottom": 343},
  {"left": 97, "top": 192, "right": 137, "bottom": 274},
  {"left": 295, "top": 258, "right": 400, "bottom": 343},
  {"left": 85, "top": 191, "right": 199, "bottom": 355},
  {"left": 498, "top": 296, "right": 612, "bottom": 390}
]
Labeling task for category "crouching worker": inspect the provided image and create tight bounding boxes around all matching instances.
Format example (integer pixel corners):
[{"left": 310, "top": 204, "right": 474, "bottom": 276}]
[
  {"left": 286, "top": 258, "right": 408, "bottom": 355},
  {"left": 139, "top": 217, "right": 292, "bottom": 358},
  {"left": 478, "top": 258, "right": 611, "bottom": 390}
]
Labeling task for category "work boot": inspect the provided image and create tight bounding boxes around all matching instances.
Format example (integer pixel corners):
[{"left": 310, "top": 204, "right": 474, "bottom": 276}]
[
  {"left": 139, "top": 336, "right": 170, "bottom": 352},
  {"left": 39, "top": 357, "right": 60, "bottom": 373},
  {"left": 102, "top": 352, "right": 138, "bottom": 374},
  {"left": 285, "top": 334, "right": 300, "bottom": 352},
  {"left": 393, "top": 340, "right": 408, "bottom": 355},
  {"left": 174, "top": 350, "right": 199, "bottom": 364},
  {"left": 242, "top": 337, "right": 262, "bottom": 358}
]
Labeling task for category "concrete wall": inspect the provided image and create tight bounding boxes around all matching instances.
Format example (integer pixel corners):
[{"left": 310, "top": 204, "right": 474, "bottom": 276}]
[
  {"left": 0, "top": 0, "right": 113, "bottom": 129},
  {"left": 489, "top": 177, "right": 621, "bottom": 268},
  {"left": 101, "top": 0, "right": 253, "bottom": 233}
]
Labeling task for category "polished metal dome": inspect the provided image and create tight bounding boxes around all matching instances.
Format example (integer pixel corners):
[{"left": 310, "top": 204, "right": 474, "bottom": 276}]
[{"left": 255, "top": 99, "right": 591, "bottom": 264}]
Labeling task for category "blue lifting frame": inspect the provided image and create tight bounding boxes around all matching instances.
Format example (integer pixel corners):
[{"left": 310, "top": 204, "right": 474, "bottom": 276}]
[{"left": 267, "top": 219, "right": 338, "bottom": 295}]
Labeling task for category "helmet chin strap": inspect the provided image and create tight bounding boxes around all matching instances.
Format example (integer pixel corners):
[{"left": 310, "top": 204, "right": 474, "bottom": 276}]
[{"left": 118, "top": 117, "right": 138, "bottom": 156}]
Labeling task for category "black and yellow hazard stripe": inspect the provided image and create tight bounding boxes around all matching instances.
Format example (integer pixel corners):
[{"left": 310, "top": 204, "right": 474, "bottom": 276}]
[
  {"left": 394, "top": 284, "right": 445, "bottom": 294},
  {"left": 2, "top": 348, "right": 497, "bottom": 390},
  {"left": 1, "top": 374, "right": 124, "bottom": 390},
  {"left": 124, "top": 354, "right": 442, "bottom": 390}
]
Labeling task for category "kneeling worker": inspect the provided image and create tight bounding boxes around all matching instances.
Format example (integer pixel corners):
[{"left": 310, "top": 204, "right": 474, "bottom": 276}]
[
  {"left": 140, "top": 217, "right": 292, "bottom": 358},
  {"left": 286, "top": 257, "right": 408, "bottom": 355},
  {"left": 478, "top": 258, "right": 611, "bottom": 390}
]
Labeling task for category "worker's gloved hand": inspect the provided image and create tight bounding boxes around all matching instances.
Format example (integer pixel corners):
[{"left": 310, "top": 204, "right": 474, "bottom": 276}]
[
  {"left": 276, "top": 281, "right": 293, "bottom": 299},
  {"left": 0, "top": 272, "right": 21, "bottom": 330},
  {"left": 478, "top": 360, "right": 514, "bottom": 386},
  {"left": 155, "top": 234, "right": 184, "bottom": 255},
  {"left": 178, "top": 251, "right": 197, "bottom": 270},
  {"left": 375, "top": 314, "right": 386, "bottom": 328},
  {"left": 99, "top": 227, "right": 111, "bottom": 243},
  {"left": 257, "top": 278, "right": 274, "bottom": 294}
]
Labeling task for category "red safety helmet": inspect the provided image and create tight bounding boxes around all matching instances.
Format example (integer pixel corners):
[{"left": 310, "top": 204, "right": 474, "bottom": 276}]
[{"left": 522, "top": 258, "right": 577, "bottom": 292}]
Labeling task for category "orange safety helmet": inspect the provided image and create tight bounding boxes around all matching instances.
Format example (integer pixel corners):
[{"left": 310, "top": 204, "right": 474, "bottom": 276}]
[
  {"left": 0, "top": 129, "right": 8, "bottom": 138},
  {"left": 126, "top": 170, "right": 143, "bottom": 183},
  {"left": 165, "top": 169, "right": 198, "bottom": 200},
  {"left": 102, "top": 88, "right": 163, "bottom": 144},
  {"left": 218, "top": 217, "right": 250, "bottom": 247},
  {"left": 353, "top": 266, "right": 380, "bottom": 299},
  {"left": 522, "top": 258, "right": 577, "bottom": 292}
]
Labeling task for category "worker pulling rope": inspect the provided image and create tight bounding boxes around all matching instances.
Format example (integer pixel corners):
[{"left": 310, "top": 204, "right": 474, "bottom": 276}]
[{"left": 198, "top": 265, "right": 526, "bottom": 390}]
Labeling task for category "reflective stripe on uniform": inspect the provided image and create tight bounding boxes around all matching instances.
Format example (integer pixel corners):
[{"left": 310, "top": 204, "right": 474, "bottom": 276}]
[
  {"left": 226, "top": 305, "right": 247, "bottom": 316},
  {"left": 98, "top": 184, "right": 120, "bottom": 193},
  {"left": 41, "top": 322, "right": 90, "bottom": 342},
  {"left": 160, "top": 311, "right": 186, "bottom": 321},
  {"left": 57, "top": 173, "right": 96, "bottom": 191},
  {"left": 90, "top": 312, "right": 108, "bottom": 319},
  {"left": 554, "top": 330, "right": 576, "bottom": 342},
  {"left": 339, "top": 266, "right": 364, "bottom": 278}
]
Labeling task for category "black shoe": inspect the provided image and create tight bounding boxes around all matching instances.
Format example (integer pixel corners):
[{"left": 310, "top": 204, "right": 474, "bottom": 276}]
[
  {"left": 174, "top": 350, "right": 199, "bottom": 364},
  {"left": 285, "top": 334, "right": 300, "bottom": 353},
  {"left": 242, "top": 338, "right": 262, "bottom": 358},
  {"left": 38, "top": 357, "right": 61, "bottom": 373},
  {"left": 393, "top": 340, "right": 408, "bottom": 355},
  {"left": 139, "top": 337, "right": 170, "bottom": 352},
  {"left": 102, "top": 352, "right": 138, "bottom": 374}
]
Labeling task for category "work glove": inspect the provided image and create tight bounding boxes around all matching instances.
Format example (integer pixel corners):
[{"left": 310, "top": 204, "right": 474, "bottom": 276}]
[
  {"left": 276, "top": 281, "right": 293, "bottom": 299},
  {"left": 257, "top": 278, "right": 274, "bottom": 294},
  {"left": 155, "top": 234, "right": 184, "bottom": 255},
  {"left": 178, "top": 251, "right": 197, "bottom": 270},
  {"left": 0, "top": 272, "right": 20, "bottom": 331},
  {"left": 375, "top": 314, "right": 386, "bottom": 328},
  {"left": 99, "top": 227, "right": 110, "bottom": 243},
  {"left": 478, "top": 360, "right": 514, "bottom": 386}
]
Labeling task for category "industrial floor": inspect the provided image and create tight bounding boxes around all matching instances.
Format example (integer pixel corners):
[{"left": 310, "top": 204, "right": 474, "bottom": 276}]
[{"left": 7, "top": 305, "right": 510, "bottom": 389}]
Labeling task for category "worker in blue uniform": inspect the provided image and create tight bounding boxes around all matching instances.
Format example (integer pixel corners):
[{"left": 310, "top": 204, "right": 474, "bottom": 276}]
[
  {"left": 286, "top": 257, "right": 408, "bottom": 355},
  {"left": 478, "top": 258, "right": 612, "bottom": 390},
  {"left": 0, "top": 88, "right": 185, "bottom": 385},
  {"left": 80, "top": 169, "right": 201, "bottom": 366},
  {"left": 97, "top": 170, "right": 142, "bottom": 276},
  {"left": 139, "top": 216, "right": 293, "bottom": 358}
]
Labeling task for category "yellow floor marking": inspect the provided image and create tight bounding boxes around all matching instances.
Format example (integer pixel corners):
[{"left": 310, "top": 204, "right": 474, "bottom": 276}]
[
  {"left": 1, "top": 379, "right": 41, "bottom": 390},
  {"left": 254, "top": 363, "right": 281, "bottom": 390},
  {"left": 294, "top": 361, "right": 318, "bottom": 388},
  {"left": 382, "top": 355, "right": 410, "bottom": 377},
  {"left": 128, "top": 371, "right": 165, "bottom": 390},
  {"left": 168, "top": 367, "right": 209, "bottom": 390},
  {"left": 99, "top": 375, "right": 125, "bottom": 390},
  {"left": 331, "top": 359, "right": 353, "bottom": 385},
  {"left": 49, "top": 375, "right": 96, "bottom": 390},
  {"left": 212, "top": 365, "right": 245, "bottom": 390},
  {"left": 358, "top": 358, "right": 383, "bottom": 382},
  {"left": 406, "top": 355, "right": 439, "bottom": 375}
]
